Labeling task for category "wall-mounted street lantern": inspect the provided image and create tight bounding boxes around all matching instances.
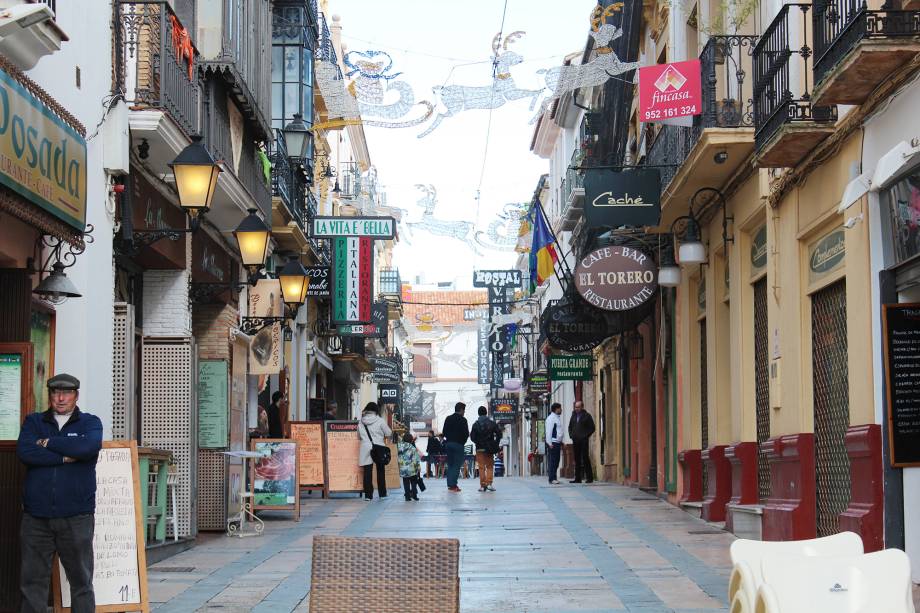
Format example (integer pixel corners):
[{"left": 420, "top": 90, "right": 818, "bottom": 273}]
[
  {"left": 29, "top": 225, "right": 95, "bottom": 304},
  {"left": 661, "top": 187, "right": 734, "bottom": 283},
  {"left": 283, "top": 113, "right": 313, "bottom": 162},
  {"left": 233, "top": 208, "right": 272, "bottom": 284},
  {"left": 115, "top": 136, "right": 222, "bottom": 256},
  {"left": 239, "top": 256, "right": 310, "bottom": 335}
]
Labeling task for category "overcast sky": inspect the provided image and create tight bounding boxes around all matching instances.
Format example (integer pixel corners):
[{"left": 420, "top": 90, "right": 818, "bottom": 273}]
[{"left": 332, "top": 0, "right": 596, "bottom": 288}]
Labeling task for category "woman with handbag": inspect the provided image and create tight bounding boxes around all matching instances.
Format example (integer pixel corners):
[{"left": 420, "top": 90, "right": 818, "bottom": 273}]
[{"left": 358, "top": 402, "right": 392, "bottom": 500}]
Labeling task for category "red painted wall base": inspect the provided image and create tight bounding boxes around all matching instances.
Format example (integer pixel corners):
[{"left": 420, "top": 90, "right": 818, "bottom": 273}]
[
  {"left": 678, "top": 449, "right": 702, "bottom": 503},
  {"left": 724, "top": 441, "right": 759, "bottom": 533},
  {"left": 839, "top": 424, "right": 883, "bottom": 552},
  {"left": 702, "top": 445, "right": 731, "bottom": 522},
  {"left": 761, "top": 434, "right": 816, "bottom": 541}
]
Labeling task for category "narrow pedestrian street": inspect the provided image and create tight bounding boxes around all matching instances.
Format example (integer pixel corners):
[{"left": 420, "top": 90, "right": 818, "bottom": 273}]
[{"left": 149, "top": 480, "right": 733, "bottom": 613}]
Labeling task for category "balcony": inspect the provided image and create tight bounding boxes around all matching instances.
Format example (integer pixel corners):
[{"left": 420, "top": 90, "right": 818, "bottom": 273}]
[
  {"left": 115, "top": 1, "right": 200, "bottom": 175},
  {"left": 753, "top": 4, "right": 838, "bottom": 168},
  {"left": 379, "top": 267, "right": 403, "bottom": 319},
  {"left": 337, "top": 161, "right": 362, "bottom": 201},
  {"left": 643, "top": 35, "right": 759, "bottom": 219},
  {"left": 812, "top": 1, "right": 920, "bottom": 106},
  {"left": 560, "top": 150, "right": 585, "bottom": 231},
  {"left": 201, "top": 83, "right": 272, "bottom": 229},
  {"left": 269, "top": 130, "right": 310, "bottom": 252}
]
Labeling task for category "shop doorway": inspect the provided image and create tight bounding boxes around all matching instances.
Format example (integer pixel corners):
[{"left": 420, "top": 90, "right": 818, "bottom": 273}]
[
  {"left": 754, "top": 279, "right": 771, "bottom": 501},
  {"left": 700, "top": 318, "right": 709, "bottom": 495}
]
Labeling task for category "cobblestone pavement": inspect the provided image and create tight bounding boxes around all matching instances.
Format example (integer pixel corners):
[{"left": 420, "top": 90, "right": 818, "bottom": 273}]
[{"left": 149, "top": 477, "right": 735, "bottom": 612}]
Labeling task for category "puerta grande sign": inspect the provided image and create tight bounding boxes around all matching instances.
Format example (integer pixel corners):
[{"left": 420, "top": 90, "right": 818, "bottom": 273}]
[
  {"left": 575, "top": 246, "right": 657, "bottom": 311},
  {"left": 583, "top": 168, "right": 661, "bottom": 229},
  {"left": 543, "top": 299, "right": 608, "bottom": 352},
  {"left": 549, "top": 355, "right": 594, "bottom": 381}
]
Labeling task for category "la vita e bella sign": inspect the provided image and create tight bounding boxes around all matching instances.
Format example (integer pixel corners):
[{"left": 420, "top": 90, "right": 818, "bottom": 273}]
[
  {"left": 311, "top": 216, "right": 395, "bottom": 239},
  {"left": 0, "top": 67, "right": 86, "bottom": 230}
]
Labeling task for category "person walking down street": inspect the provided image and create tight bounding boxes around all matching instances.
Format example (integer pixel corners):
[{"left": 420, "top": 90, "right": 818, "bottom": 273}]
[
  {"left": 469, "top": 406, "right": 502, "bottom": 492},
  {"left": 436, "top": 434, "right": 447, "bottom": 477},
  {"left": 463, "top": 442, "right": 475, "bottom": 478},
  {"left": 545, "top": 403, "right": 564, "bottom": 485},
  {"left": 18, "top": 373, "right": 103, "bottom": 613},
  {"left": 568, "top": 401, "right": 596, "bottom": 484},
  {"left": 397, "top": 433, "right": 422, "bottom": 501},
  {"left": 358, "top": 402, "right": 392, "bottom": 500},
  {"left": 266, "top": 391, "right": 284, "bottom": 438},
  {"left": 442, "top": 402, "right": 469, "bottom": 492},
  {"left": 425, "top": 430, "right": 442, "bottom": 478}
]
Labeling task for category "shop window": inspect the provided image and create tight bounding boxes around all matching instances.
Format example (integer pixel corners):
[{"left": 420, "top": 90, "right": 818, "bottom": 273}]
[
  {"left": 413, "top": 343, "right": 432, "bottom": 378},
  {"left": 884, "top": 172, "right": 920, "bottom": 265}
]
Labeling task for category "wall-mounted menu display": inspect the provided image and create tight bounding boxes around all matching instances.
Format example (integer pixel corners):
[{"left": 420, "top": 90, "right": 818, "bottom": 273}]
[
  {"left": 198, "top": 359, "right": 228, "bottom": 448},
  {"left": 54, "top": 441, "right": 148, "bottom": 612},
  {"left": 883, "top": 304, "right": 920, "bottom": 466}
]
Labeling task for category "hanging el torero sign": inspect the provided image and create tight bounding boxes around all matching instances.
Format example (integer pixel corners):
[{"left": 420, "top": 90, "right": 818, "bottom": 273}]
[{"left": 575, "top": 246, "right": 657, "bottom": 311}]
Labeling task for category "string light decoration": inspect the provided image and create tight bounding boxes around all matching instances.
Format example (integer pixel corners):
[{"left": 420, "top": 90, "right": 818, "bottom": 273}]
[
  {"left": 314, "top": 59, "right": 361, "bottom": 130},
  {"left": 404, "top": 184, "right": 482, "bottom": 254},
  {"left": 344, "top": 50, "right": 435, "bottom": 128},
  {"left": 474, "top": 202, "right": 530, "bottom": 251},
  {"left": 531, "top": 4, "right": 640, "bottom": 122},
  {"left": 417, "top": 31, "right": 544, "bottom": 138}
]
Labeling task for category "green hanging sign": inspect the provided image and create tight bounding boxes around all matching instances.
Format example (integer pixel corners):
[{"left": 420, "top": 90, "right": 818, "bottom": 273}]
[{"left": 549, "top": 355, "right": 593, "bottom": 381}]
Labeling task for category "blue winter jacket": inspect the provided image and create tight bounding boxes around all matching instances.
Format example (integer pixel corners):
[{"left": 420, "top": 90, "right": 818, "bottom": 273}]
[{"left": 17, "top": 408, "right": 103, "bottom": 518}]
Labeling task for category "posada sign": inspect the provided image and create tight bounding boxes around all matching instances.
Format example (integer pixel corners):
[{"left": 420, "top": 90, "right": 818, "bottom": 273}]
[{"left": 575, "top": 246, "right": 657, "bottom": 311}]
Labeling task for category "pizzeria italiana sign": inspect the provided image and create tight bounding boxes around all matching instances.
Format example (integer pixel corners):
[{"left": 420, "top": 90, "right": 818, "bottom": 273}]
[{"left": 574, "top": 246, "right": 657, "bottom": 311}]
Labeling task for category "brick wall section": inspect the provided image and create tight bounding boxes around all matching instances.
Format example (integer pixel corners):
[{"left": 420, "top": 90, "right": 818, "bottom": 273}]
[
  {"left": 193, "top": 302, "right": 239, "bottom": 360},
  {"left": 143, "top": 269, "right": 192, "bottom": 336}
]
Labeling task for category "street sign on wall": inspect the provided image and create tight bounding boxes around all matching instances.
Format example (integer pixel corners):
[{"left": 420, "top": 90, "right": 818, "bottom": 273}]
[
  {"left": 332, "top": 237, "right": 373, "bottom": 323},
  {"left": 575, "top": 246, "right": 657, "bottom": 312},
  {"left": 638, "top": 59, "right": 702, "bottom": 124},
  {"left": 311, "top": 216, "right": 396, "bottom": 239},
  {"left": 549, "top": 355, "right": 594, "bottom": 381},
  {"left": 583, "top": 168, "right": 661, "bottom": 228}
]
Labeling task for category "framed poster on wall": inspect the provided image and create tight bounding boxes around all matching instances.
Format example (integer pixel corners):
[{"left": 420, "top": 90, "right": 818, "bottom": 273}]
[{"left": 0, "top": 342, "right": 33, "bottom": 441}]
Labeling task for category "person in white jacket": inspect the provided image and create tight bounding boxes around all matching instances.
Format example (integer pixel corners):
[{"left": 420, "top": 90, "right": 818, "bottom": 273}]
[
  {"left": 545, "top": 403, "right": 564, "bottom": 484},
  {"left": 358, "top": 402, "right": 393, "bottom": 500}
]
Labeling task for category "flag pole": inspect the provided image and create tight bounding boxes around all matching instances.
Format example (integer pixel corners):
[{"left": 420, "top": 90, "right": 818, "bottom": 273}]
[{"left": 533, "top": 195, "right": 574, "bottom": 280}]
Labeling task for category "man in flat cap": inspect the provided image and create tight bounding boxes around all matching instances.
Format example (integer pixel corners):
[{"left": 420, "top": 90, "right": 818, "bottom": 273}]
[{"left": 17, "top": 373, "right": 102, "bottom": 613}]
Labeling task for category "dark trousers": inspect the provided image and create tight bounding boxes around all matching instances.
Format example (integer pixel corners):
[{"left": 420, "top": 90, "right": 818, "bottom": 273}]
[
  {"left": 547, "top": 443, "right": 561, "bottom": 482},
  {"left": 363, "top": 462, "right": 387, "bottom": 499},
  {"left": 445, "top": 442, "right": 464, "bottom": 488},
  {"left": 402, "top": 476, "right": 418, "bottom": 499},
  {"left": 573, "top": 438, "right": 594, "bottom": 482},
  {"left": 21, "top": 512, "right": 95, "bottom": 613}
]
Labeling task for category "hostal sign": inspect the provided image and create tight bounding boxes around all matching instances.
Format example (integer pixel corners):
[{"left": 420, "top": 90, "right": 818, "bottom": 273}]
[{"left": 575, "top": 246, "right": 657, "bottom": 311}]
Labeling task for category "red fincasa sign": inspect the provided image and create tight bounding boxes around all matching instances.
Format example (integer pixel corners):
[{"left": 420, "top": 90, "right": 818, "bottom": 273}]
[
  {"left": 638, "top": 59, "right": 702, "bottom": 123},
  {"left": 575, "top": 246, "right": 657, "bottom": 311}
]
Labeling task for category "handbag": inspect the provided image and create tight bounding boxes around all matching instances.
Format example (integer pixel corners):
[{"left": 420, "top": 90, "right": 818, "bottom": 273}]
[
  {"left": 364, "top": 423, "right": 391, "bottom": 465},
  {"left": 416, "top": 472, "right": 426, "bottom": 492}
]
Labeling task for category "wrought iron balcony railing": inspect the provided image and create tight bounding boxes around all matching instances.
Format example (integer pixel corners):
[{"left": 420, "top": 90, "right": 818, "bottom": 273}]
[
  {"left": 270, "top": 129, "right": 308, "bottom": 230},
  {"left": 338, "top": 161, "right": 361, "bottom": 200},
  {"left": 643, "top": 35, "right": 758, "bottom": 191},
  {"left": 114, "top": 1, "right": 200, "bottom": 137},
  {"left": 753, "top": 4, "right": 838, "bottom": 150},
  {"left": 813, "top": 1, "right": 920, "bottom": 87},
  {"left": 562, "top": 149, "right": 584, "bottom": 205},
  {"left": 379, "top": 267, "right": 401, "bottom": 296}
]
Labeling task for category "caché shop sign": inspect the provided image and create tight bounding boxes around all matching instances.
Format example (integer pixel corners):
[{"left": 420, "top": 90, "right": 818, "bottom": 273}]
[
  {"left": 575, "top": 246, "right": 657, "bottom": 311},
  {"left": 583, "top": 168, "right": 661, "bottom": 228},
  {"left": 0, "top": 66, "right": 87, "bottom": 230}
]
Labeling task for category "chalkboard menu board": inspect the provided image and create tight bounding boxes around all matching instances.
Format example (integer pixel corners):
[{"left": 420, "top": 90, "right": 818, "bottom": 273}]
[
  {"left": 883, "top": 303, "right": 920, "bottom": 466},
  {"left": 198, "top": 360, "right": 228, "bottom": 448},
  {"left": 290, "top": 422, "right": 325, "bottom": 489},
  {"left": 324, "top": 421, "right": 364, "bottom": 494},
  {"left": 54, "top": 441, "right": 148, "bottom": 612}
]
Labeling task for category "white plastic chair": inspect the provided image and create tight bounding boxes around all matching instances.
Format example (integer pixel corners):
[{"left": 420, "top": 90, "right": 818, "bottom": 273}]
[
  {"left": 728, "top": 531, "right": 863, "bottom": 613},
  {"left": 754, "top": 548, "right": 914, "bottom": 613},
  {"left": 165, "top": 470, "right": 180, "bottom": 542}
]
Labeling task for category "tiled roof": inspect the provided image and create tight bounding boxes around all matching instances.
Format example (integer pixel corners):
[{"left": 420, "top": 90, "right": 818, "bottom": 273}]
[{"left": 402, "top": 290, "right": 488, "bottom": 326}]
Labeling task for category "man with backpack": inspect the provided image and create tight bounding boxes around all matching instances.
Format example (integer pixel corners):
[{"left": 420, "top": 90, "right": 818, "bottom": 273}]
[{"left": 470, "top": 405, "right": 502, "bottom": 492}]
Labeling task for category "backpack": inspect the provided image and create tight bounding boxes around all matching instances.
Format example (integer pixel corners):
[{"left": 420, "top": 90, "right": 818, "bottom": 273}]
[{"left": 482, "top": 420, "right": 502, "bottom": 455}]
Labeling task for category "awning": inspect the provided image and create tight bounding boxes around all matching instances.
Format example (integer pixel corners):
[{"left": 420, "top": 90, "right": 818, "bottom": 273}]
[
  {"left": 837, "top": 173, "right": 872, "bottom": 212},
  {"left": 871, "top": 140, "right": 920, "bottom": 191},
  {"left": 312, "top": 347, "right": 334, "bottom": 372}
]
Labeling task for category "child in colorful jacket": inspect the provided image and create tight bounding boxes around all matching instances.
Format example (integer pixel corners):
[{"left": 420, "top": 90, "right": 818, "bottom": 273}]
[{"left": 397, "top": 432, "right": 422, "bottom": 501}]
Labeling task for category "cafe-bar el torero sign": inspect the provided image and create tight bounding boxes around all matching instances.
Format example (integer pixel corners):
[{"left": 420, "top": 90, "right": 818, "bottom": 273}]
[
  {"left": 311, "top": 216, "right": 395, "bottom": 239},
  {"left": 575, "top": 246, "right": 657, "bottom": 311},
  {"left": 0, "top": 66, "right": 87, "bottom": 230}
]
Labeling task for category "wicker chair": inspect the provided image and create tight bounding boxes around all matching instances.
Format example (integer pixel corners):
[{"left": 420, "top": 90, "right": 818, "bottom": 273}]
[{"left": 309, "top": 535, "right": 460, "bottom": 612}]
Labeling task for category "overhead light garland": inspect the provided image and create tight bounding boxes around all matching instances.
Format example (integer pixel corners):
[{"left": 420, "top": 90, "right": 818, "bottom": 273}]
[
  {"left": 474, "top": 202, "right": 530, "bottom": 251},
  {"left": 404, "top": 184, "right": 482, "bottom": 254},
  {"left": 344, "top": 50, "right": 435, "bottom": 128}
]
